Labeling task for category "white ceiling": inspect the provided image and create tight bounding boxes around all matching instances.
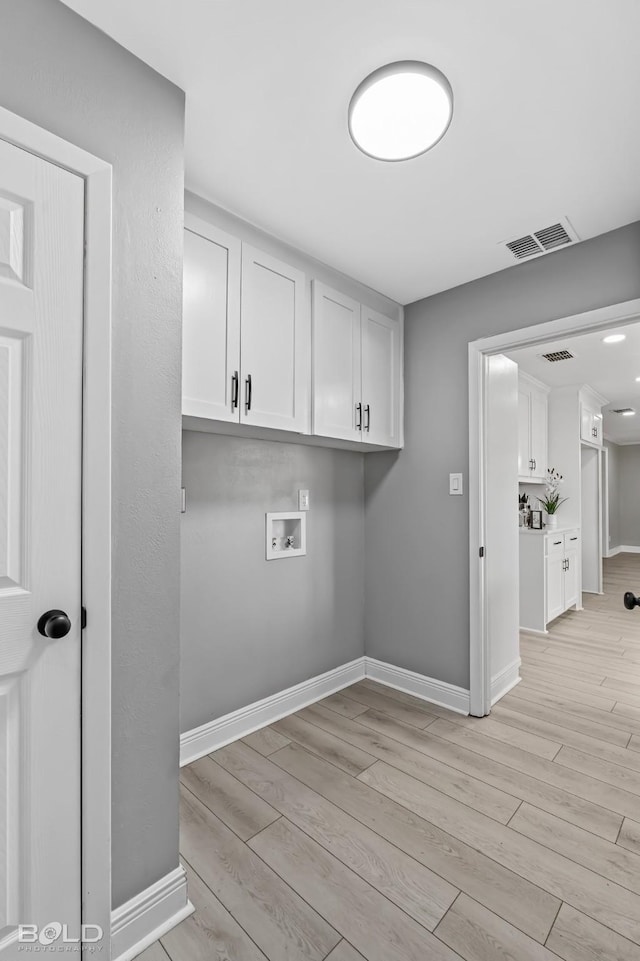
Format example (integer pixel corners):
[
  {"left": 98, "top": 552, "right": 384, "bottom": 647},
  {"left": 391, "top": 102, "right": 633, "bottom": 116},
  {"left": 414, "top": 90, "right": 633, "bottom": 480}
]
[
  {"left": 62, "top": 0, "right": 640, "bottom": 304},
  {"left": 507, "top": 323, "right": 640, "bottom": 445}
]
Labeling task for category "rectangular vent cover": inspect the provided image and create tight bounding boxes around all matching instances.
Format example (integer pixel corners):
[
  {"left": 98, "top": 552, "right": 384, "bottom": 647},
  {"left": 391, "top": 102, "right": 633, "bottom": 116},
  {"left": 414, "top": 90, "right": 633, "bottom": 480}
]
[
  {"left": 541, "top": 349, "right": 574, "bottom": 363},
  {"left": 612, "top": 408, "right": 634, "bottom": 415},
  {"left": 504, "top": 219, "right": 578, "bottom": 261}
]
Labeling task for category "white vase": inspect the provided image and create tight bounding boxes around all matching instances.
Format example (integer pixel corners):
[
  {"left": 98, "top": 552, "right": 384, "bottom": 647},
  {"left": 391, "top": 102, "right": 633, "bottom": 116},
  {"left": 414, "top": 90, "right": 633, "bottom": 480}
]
[{"left": 546, "top": 513, "right": 558, "bottom": 530}]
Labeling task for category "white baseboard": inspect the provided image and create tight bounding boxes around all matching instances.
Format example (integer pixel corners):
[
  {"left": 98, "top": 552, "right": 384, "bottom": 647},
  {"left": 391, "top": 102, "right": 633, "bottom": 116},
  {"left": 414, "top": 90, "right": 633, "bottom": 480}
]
[
  {"left": 491, "top": 658, "right": 521, "bottom": 706},
  {"left": 180, "top": 655, "right": 473, "bottom": 766},
  {"left": 618, "top": 545, "right": 640, "bottom": 554},
  {"left": 111, "top": 866, "right": 194, "bottom": 961},
  {"left": 364, "top": 656, "right": 470, "bottom": 714},
  {"left": 180, "top": 657, "right": 366, "bottom": 766}
]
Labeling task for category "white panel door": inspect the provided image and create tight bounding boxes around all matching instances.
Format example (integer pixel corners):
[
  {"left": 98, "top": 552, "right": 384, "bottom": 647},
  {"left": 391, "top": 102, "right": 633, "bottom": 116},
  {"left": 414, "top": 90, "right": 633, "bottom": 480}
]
[
  {"left": 361, "top": 306, "right": 401, "bottom": 447},
  {"left": 0, "top": 141, "right": 83, "bottom": 950},
  {"left": 529, "top": 388, "right": 547, "bottom": 480},
  {"left": 484, "top": 355, "right": 519, "bottom": 693},
  {"left": 517, "top": 387, "right": 530, "bottom": 477},
  {"left": 312, "top": 282, "right": 362, "bottom": 442},
  {"left": 182, "top": 220, "right": 241, "bottom": 422},
  {"left": 240, "top": 245, "right": 308, "bottom": 432}
]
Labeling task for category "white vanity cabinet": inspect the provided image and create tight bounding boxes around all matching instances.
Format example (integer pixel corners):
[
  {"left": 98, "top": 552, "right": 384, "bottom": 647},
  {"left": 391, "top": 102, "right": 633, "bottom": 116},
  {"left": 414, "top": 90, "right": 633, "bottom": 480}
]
[
  {"left": 518, "top": 373, "right": 549, "bottom": 482},
  {"left": 520, "top": 528, "right": 580, "bottom": 632},
  {"left": 182, "top": 215, "right": 309, "bottom": 434},
  {"left": 312, "top": 281, "right": 403, "bottom": 448}
]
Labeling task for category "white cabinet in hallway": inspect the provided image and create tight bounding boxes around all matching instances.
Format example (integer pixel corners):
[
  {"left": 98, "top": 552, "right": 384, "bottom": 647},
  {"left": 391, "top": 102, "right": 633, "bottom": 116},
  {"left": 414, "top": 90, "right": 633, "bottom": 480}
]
[
  {"left": 520, "top": 528, "right": 581, "bottom": 632},
  {"left": 579, "top": 386, "right": 606, "bottom": 447},
  {"left": 518, "top": 373, "right": 549, "bottom": 482},
  {"left": 182, "top": 215, "right": 309, "bottom": 433},
  {"left": 312, "top": 282, "right": 403, "bottom": 448}
]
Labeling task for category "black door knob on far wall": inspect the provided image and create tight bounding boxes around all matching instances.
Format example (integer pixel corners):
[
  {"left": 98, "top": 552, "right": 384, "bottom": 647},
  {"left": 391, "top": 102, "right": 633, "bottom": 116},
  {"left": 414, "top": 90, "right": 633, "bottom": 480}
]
[
  {"left": 624, "top": 592, "right": 640, "bottom": 611},
  {"left": 37, "top": 610, "right": 72, "bottom": 638}
]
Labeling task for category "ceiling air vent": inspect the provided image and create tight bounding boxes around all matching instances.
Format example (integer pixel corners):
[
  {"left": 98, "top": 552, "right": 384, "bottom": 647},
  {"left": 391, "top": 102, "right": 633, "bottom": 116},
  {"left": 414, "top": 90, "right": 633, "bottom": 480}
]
[
  {"left": 503, "top": 218, "right": 578, "bottom": 262},
  {"left": 541, "top": 349, "right": 574, "bottom": 363},
  {"left": 612, "top": 408, "right": 635, "bottom": 415}
]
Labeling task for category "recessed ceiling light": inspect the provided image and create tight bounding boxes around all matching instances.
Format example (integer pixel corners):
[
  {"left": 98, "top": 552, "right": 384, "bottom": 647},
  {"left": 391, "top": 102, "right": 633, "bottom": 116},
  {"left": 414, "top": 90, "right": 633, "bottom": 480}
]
[
  {"left": 348, "top": 61, "right": 453, "bottom": 162},
  {"left": 635, "top": 376, "right": 640, "bottom": 382},
  {"left": 622, "top": 410, "right": 636, "bottom": 416},
  {"left": 602, "top": 334, "right": 626, "bottom": 343}
]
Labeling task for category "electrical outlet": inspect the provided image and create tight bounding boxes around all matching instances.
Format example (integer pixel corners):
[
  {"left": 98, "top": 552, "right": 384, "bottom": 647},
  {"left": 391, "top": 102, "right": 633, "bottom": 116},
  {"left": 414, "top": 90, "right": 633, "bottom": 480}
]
[{"left": 298, "top": 489, "right": 310, "bottom": 511}]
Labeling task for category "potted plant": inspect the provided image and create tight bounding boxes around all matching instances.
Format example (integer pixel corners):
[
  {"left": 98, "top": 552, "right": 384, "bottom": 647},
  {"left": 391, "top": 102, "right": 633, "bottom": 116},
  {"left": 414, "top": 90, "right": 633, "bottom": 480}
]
[{"left": 537, "top": 467, "right": 567, "bottom": 529}]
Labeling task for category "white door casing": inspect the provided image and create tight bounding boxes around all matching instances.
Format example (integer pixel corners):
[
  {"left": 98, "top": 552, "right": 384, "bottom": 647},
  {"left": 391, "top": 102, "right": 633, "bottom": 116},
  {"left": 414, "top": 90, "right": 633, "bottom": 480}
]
[
  {"left": 0, "top": 140, "right": 84, "bottom": 948},
  {"left": 182, "top": 220, "right": 241, "bottom": 423},
  {"left": 312, "top": 282, "right": 362, "bottom": 442},
  {"left": 484, "top": 355, "right": 520, "bottom": 698}
]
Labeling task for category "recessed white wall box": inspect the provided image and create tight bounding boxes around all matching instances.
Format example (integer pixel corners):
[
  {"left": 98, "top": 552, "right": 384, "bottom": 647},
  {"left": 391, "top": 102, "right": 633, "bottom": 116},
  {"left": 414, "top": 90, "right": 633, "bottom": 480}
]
[
  {"left": 298, "top": 489, "right": 310, "bottom": 511},
  {"left": 449, "top": 472, "right": 463, "bottom": 495},
  {"left": 266, "top": 511, "right": 307, "bottom": 560}
]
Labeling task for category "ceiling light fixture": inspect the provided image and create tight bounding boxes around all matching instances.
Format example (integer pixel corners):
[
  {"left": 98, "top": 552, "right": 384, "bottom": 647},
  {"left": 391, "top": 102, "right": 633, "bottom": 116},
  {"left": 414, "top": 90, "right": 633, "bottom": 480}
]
[
  {"left": 348, "top": 61, "right": 453, "bottom": 162},
  {"left": 622, "top": 410, "right": 636, "bottom": 416},
  {"left": 602, "top": 334, "right": 626, "bottom": 343},
  {"left": 635, "top": 376, "right": 640, "bottom": 382}
]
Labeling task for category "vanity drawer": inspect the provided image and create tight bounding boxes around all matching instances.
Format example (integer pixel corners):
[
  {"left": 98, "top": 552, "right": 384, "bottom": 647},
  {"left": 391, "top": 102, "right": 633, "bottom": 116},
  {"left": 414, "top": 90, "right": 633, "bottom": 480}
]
[
  {"left": 565, "top": 530, "right": 580, "bottom": 550},
  {"left": 546, "top": 534, "right": 565, "bottom": 557}
]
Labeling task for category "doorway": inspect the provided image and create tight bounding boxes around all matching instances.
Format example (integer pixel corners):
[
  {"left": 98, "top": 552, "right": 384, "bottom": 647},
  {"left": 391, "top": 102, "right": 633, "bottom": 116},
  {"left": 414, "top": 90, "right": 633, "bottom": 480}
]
[
  {"left": 0, "top": 108, "right": 111, "bottom": 955},
  {"left": 469, "top": 298, "right": 640, "bottom": 716}
]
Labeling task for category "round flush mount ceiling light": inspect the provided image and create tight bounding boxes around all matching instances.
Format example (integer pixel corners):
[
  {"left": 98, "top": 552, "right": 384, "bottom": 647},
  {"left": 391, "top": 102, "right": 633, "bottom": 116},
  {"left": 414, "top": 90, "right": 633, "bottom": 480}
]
[
  {"left": 602, "top": 333, "right": 626, "bottom": 343},
  {"left": 348, "top": 61, "right": 453, "bottom": 162}
]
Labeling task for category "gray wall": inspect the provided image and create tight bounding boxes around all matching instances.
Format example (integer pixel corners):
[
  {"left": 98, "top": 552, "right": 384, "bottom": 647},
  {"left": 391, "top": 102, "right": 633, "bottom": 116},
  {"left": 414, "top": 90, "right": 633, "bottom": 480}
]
[
  {"left": 605, "top": 439, "right": 622, "bottom": 550},
  {"left": 181, "top": 194, "right": 400, "bottom": 733},
  {"left": 0, "top": 0, "right": 185, "bottom": 908},
  {"left": 619, "top": 444, "right": 640, "bottom": 548},
  {"left": 365, "top": 221, "right": 640, "bottom": 689},
  {"left": 181, "top": 433, "right": 364, "bottom": 731}
]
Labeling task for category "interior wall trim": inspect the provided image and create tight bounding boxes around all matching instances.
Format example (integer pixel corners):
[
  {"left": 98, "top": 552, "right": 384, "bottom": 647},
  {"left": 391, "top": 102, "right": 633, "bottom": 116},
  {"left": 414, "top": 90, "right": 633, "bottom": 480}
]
[
  {"left": 179, "top": 656, "right": 472, "bottom": 766},
  {"left": 490, "top": 657, "right": 522, "bottom": 706},
  {"left": 364, "top": 656, "right": 470, "bottom": 714},
  {"left": 111, "top": 866, "right": 193, "bottom": 961}
]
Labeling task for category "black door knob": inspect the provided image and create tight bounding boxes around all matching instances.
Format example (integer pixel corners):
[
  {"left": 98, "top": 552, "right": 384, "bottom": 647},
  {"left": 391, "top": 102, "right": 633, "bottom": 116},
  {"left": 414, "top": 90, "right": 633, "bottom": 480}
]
[
  {"left": 624, "top": 592, "right": 640, "bottom": 611},
  {"left": 37, "top": 609, "right": 72, "bottom": 638}
]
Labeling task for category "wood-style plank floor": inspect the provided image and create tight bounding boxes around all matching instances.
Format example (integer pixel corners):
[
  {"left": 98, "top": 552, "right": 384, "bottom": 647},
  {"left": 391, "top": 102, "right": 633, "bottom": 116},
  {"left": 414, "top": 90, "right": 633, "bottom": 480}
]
[{"left": 142, "top": 553, "right": 640, "bottom": 961}]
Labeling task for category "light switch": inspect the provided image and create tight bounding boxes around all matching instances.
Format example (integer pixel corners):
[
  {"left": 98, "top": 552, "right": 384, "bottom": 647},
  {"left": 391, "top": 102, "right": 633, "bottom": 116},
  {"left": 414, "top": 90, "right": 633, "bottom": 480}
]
[
  {"left": 449, "top": 473, "right": 463, "bottom": 495},
  {"left": 298, "top": 489, "right": 310, "bottom": 511}
]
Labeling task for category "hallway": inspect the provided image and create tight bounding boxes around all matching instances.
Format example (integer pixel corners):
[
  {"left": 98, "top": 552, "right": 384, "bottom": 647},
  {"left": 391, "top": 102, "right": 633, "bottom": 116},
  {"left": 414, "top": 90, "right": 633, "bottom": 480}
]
[{"left": 144, "top": 553, "right": 640, "bottom": 961}]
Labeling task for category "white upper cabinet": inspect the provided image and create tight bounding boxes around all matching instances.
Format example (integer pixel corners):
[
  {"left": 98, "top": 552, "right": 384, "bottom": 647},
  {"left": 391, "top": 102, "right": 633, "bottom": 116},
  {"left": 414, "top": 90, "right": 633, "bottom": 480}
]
[
  {"left": 580, "top": 402, "right": 604, "bottom": 445},
  {"left": 361, "top": 305, "right": 402, "bottom": 448},
  {"left": 183, "top": 216, "right": 403, "bottom": 449},
  {"left": 182, "top": 221, "right": 241, "bottom": 422},
  {"left": 240, "top": 245, "right": 308, "bottom": 432},
  {"left": 518, "top": 373, "right": 549, "bottom": 482},
  {"left": 312, "top": 283, "right": 403, "bottom": 448},
  {"left": 312, "top": 282, "right": 362, "bottom": 442}
]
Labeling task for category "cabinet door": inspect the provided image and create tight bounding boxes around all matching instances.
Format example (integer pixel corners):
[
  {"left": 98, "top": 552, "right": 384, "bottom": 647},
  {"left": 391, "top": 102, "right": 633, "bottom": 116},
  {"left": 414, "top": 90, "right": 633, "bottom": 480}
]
[
  {"left": 361, "top": 305, "right": 402, "bottom": 447},
  {"left": 546, "top": 552, "right": 565, "bottom": 623},
  {"left": 182, "top": 222, "right": 241, "bottom": 421},
  {"left": 564, "top": 546, "right": 580, "bottom": 609},
  {"left": 312, "top": 282, "right": 362, "bottom": 441},
  {"left": 592, "top": 412, "right": 603, "bottom": 445},
  {"left": 529, "top": 388, "right": 548, "bottom": 480},
  {"left": 518, "top": 387, "right": 531, "bottom": 477},
  {"left": 240, "top": 244, "right": 309, "bottom": 432},
  {"left": 580, "top": 405, "right": 594, "bottom": 443}
]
